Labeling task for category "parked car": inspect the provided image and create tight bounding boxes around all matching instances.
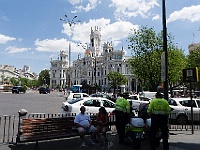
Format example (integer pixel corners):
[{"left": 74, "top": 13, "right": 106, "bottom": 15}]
[
  {"left": 168, "top": 98, "right": 200, "bottom": 124},
  {"left": 60, "top": 97, "right": 116, "bottom": 114},
  {"left": 66, "top": 92, "right": 90, "bottom": 101},
  {"left": 127, "top": 94, "right": 151, "bottom": 110},
  {"left": 12, "top": 86, "right": 26, "bottom": 94},
  {"left": 138, "top": 91, "right": 157, "bottom": 99},
  {"left": 38, "top": 87, "right": 50, "bottom": 94},
  {"left": 90, "top": 93, "right": 113, "bottom": 101}
]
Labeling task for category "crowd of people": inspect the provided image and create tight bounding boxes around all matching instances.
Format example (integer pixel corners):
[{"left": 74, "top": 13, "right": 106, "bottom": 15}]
[{"left": 72, "top": 91, "right": 171, "bottom": 150}]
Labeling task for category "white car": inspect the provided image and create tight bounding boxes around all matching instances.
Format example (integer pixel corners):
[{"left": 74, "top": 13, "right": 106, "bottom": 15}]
[
  {"left": 65, "top": 92, "right": 90, "bottom": 101},
  {"left": 138, "top": 91, "right": 157, "bottom": 99},
  {"left": 61, "top": 97, "right": 116, "bottom": 114},
  {"left": 168, "top": 98, "right": 200, "bottom": 124},
  {"left": 127, "top": 94, "right": 151, "bottom": 110}
]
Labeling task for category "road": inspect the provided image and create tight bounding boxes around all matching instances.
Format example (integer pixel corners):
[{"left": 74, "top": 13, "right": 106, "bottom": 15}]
[{"left": 0, "top": 91, "right": 66, "bottom": 116}]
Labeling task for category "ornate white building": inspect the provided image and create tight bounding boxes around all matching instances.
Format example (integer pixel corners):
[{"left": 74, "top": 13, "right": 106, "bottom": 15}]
[
  {"left": 50, "top": 26, "right": 136, "bottom": 93},
  {"left": 50, "top": 50, "right": 68, "bottom": 89}
]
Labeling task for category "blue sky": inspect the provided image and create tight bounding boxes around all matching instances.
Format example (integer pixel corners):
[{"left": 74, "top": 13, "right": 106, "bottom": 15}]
[{"left": 0, "top": 0, "right": 200, "bottom": 74}]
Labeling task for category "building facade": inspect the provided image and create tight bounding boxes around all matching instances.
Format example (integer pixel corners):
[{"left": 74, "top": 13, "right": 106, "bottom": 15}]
[
  {"left": 188, "top": 42, "right": 200, "bottom": 54},
  {"left": 50, "top": 26, "right": 136, "bottom": 93},
  {"left": 0, "top": 65, "right": 38, "bottom": 85},
  {"left": 50, "top": 50, "right": 68, "bottom": 89}
]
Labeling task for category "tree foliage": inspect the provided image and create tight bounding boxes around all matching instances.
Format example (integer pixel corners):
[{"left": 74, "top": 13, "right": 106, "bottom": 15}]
[
  {"left": 106, "top": 71, "right": 128, "bottom": 93},
  {"left": 38, "top": 69, "right": 50, "bottom": 86},
  {"left": 127, "top": 26, "right": 187, "bottom": 91},
  {"left": 188, "top": 46, "right": 200, "bottom": 70},
  {"left": 188, "top": 46, "right": 200, "bottom": 90}
]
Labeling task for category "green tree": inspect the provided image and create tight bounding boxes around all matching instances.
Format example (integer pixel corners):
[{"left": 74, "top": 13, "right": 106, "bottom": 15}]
[
  {"left": 188, "top": 46, "right": 200, "bottom": 90},
  {"left": 38, "top": 69, "right": 50, "bottom": 87},
  {"left": 106, "top": 71, "right": 128, "bottom": 93},
  {"left": 127, "top": 26, "right": 162, "bottom": 91},
  {"left": 10, "top": 77, "right": 18, "bottom": 86},
  {"left": 127, "top": 26, "right": 187, "bottom": 91},
  {"left": 168, "top": 47, "right": 188, "bottom": 93}
]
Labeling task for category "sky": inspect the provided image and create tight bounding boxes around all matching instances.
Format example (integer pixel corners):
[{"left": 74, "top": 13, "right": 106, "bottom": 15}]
[{"left": 0, "top": 0, "right": 200, "bottom": 75}]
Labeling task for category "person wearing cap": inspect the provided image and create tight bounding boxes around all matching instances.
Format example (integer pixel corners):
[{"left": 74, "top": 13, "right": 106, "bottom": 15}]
[
  {"left": 114, "top": 93, "right": 130, "bottom": 144},
  {"left": 147, "top": 92, "right": 171, "bottom": 150}
]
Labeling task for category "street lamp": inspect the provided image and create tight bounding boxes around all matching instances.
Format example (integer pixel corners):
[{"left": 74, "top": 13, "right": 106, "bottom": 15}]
[
  {"left": 78, "top": 43, "right": 88, "bottom": 49},
  {"left": 60, "top": 15, "right": 79, "bottom": 88}
]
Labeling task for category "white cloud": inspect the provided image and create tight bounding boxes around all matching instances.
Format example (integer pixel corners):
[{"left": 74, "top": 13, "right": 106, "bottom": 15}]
[
  {"left": 167, "top": 5, "right": 200, "bottom": 23},
  {"left": 69, "top": 0, "right": 100, "bottom": 12},
  {"left": 35, "top": 38, "right": 68, "bottom": 52},
  {"left": 4, "top": 46, "right": 31, "bottom": 53},
  {"left": 109, "top": 0, "right": 159, "bottom": 21},
  {"left": 68, "top": 0, "right": 82, "bottom": 5},
  {"left": 0, "top": 13, "right": 9, "bottom": 22},
  {"left": 101, "top": 21, "right": 139, "bottom": 45},
  {"left": 152, "top": 14, "right": 160, "bottom": 20},
  {"left": 38, "top": 18, "right": 138, "bottom": 55},
  {"left": 61, "top": 18, "right": 138, "bottom": 50},
  {"left": 34, "top": 38, "right": 84, "bottom": 54},
  {"left": 0, "top": 34, "right": 16, "bottom": 44}
]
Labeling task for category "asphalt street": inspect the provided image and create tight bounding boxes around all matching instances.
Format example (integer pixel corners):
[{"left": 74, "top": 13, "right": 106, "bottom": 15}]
[{"left": 0, "top": 90, "right": 66, "bottom": 116}]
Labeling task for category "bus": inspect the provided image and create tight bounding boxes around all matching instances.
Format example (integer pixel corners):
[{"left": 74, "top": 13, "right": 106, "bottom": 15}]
[{"left": 72, "top": 85, "right": 83, "bottom": 93}]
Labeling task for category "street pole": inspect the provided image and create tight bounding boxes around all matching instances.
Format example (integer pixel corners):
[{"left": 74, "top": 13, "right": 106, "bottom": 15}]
[
  {"left": 60, "top": 15, "right": 79, "bottom": 89},
  {"left": 162, "top": 0, "right": 169, "bottom": 100},
  {"left": 94, "top": 57, "right": 97, "bottom": 93}
]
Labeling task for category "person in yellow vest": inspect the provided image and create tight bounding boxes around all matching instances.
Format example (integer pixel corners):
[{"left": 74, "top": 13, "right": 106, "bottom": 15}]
[
  {"left": 114, "top": 93, "right": 130, "bottom": 144},
  {"left": 147, "top": 92, "right": 171, "bottom": 150}
]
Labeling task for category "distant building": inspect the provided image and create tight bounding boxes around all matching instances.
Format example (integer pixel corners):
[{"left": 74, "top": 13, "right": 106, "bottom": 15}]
[
  {"left": 50, "top": 50, "right": 68, "bottom": 89},
  {"left": 0, "top": 65, "right": 38, "bottom": 85},
  {"left": 188, "top": 42, "right": 200, "bottom": 54},
  {"left": 50, "top": 26, "right": 136, "bottom": 93}
]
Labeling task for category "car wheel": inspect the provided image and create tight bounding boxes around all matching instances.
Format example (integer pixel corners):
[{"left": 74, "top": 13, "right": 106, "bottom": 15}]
[{"left": 177, "top": 115, "right": 188, "bottom": 125}]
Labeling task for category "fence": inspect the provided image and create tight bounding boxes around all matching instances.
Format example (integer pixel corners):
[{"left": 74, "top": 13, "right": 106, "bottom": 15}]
[{"left": 1, "top": 112, "right": 200, "bottom": 144}]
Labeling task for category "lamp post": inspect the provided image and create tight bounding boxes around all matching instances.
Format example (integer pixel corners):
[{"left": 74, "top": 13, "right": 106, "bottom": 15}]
[
  {"left": 162, "top": 0, "right": 168, "bottom": 100},
  {"left": 78, "top": 43, "right": 88, "bottom": 49},
  {"left": 60, "top": 15, "right": 79, "bottom": 89}
]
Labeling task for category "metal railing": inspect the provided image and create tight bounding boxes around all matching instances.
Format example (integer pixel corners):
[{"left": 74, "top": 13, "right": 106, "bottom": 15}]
[{"left": 0, "top": 115, "right": 17, "bottom": 144}]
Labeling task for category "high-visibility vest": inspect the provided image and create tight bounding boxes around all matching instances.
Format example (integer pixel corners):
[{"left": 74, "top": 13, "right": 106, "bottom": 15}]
[
  {"left": 147, "top": 98, "right": 171, "bottom": 115},
  {"left": 115, "top": 98, "right": 130, "bottom": 113}
]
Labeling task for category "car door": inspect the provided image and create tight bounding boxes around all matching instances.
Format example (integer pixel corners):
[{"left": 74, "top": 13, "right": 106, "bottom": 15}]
[
  {"left": 101, "top": 99, "right": 115, "bottom": 113},
  {"left": 83, "top": 98, "right": 100, "bottom": 114},
  {"left": 180, "top": 100, "right": 199, "bottom": 121},
  {"left": 168, "top": 98, "right": 185, "bottom": 120}
]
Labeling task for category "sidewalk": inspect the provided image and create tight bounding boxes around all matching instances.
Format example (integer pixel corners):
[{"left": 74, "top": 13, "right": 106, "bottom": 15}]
[{"left": 1, "top": 130, "right": 200, "bottom": 150}]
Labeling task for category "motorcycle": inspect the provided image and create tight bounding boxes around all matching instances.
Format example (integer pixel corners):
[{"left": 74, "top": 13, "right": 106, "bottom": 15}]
[
  {"left": 124, "top": 105, "right": 162, "bottom": 149},
  {"left": 125, "top": 117, "right": 146, "bottom": 149},
  {"left": 145, "top": 118, "right": 162, "bottom": 148}
]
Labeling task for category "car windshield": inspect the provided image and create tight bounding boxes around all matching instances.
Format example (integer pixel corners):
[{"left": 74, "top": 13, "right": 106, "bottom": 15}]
[
  {"left": 197, "top": 100, "right": 200, "bottom": 108},
  {"left": 179, "top": 100, "right": 197, "bottom": 108},
  {"left": 139, "top": 92, "right": 156, "bottom": 99}
]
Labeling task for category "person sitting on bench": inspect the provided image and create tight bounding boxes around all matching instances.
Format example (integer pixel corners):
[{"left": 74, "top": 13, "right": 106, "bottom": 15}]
[{"left": 74, "top": 106, "right": 98, "bottom": 147}]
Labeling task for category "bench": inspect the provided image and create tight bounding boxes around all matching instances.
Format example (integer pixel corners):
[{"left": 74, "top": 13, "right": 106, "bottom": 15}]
[{"left": 16, "top": 113, "right": 115, "bottom": 147}]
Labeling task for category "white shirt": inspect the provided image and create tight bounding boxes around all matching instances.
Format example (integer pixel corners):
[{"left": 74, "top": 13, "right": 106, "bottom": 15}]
[{"left": 74, "top": 113, "right": 91, "bottom": 127}]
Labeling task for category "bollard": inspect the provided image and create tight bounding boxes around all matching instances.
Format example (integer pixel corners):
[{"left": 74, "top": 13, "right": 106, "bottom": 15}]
[
  {"left": 18, "top": 109, "right": 28, "bottom": 117},
  {"left": 16, "top": 109, "right": 28, "bottom": 144}
]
